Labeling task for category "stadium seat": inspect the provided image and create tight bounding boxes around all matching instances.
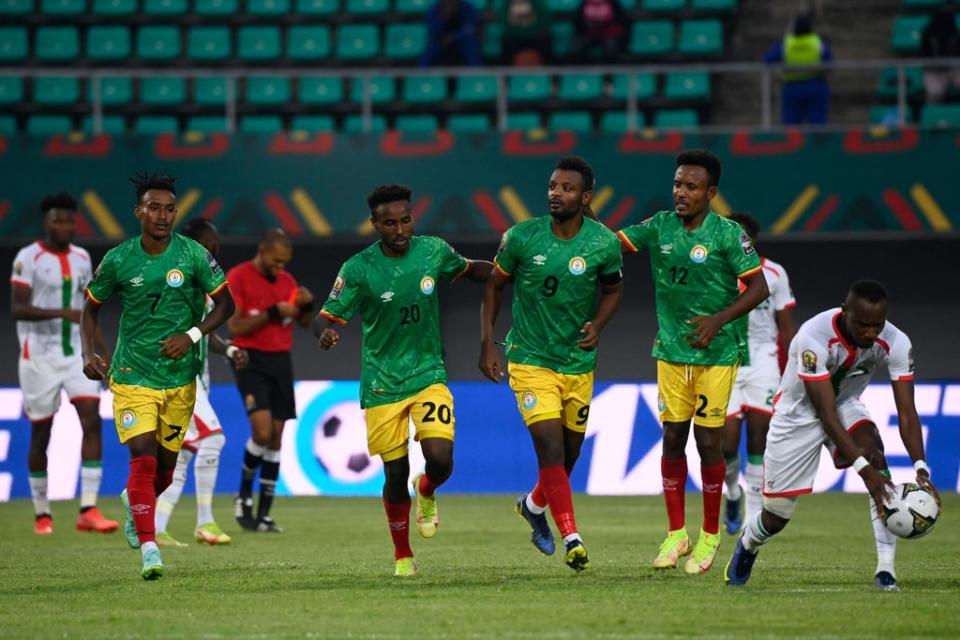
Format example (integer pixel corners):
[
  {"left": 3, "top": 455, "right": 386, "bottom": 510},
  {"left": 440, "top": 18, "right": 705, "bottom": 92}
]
[
  {"left": 559, "top": 74, "right": 603, "bottom": 101},
  {"left": 291, "top": 115, "right": 336, "bottom": 132},
  {"left": 629, "top": 21, "right": 675, "bottom": 56},
  {"left": 447, "top": 113, "right": 491, "bottom": 132},
  {"left": 33, "top": 77, "right": 79, "bottom": 104},
  {"left": 0, "top": 115, "right": 15, "bottom": 133},
  {"left": 82, "top": 115, "right": 126, "bottom": 134},
  {"left": 384, "top": 24, "right": 427, "bottom": 61},
  {"left": 137, "top": 26, "right": 182, "bottom": 61},
  {"left": 298, "top": 77, "right": 342, "bottom": 104},
  {"left": 351, "top": 77, "right": 395, "bottom": 103},
  {"left": 0, "top": 27, "right": 28, "bottom": 61},
  {"left": 455, "top": 75, "right": 497, "bottom": 102},
  {"left": 506, "top": 111, "right": 542, "bottom": 131},
  {"left": 343, "top": 113, "right": 387, "bottom": 133},
  {"left": 40, "top": 0, "right": 85, "bottom": 15},
  {"left": 246, "top": 77, "right": 290, "bottom": 105},
  {"left": 869, "top": 105, "right": 903, "bottom": 125},
  {"left": 664, "top": 71, "right": 710, "bottom": 100},
  {"left": 143, "top": 0, "right": 187, "bottom": 14},
  {"left": 508, "top": 74, "right": 551, "bottom": 101},
  {"left": 891, "top": 15, "right": 928, "bottom": 53},
  {"left": 482, "top": 23, "right": 502, "bottom": 59},
  {"left": 549, "top": 111, "right": 592, "bottom": 132},
  {"left": 921, "top": 104, "right": 960, "bottom": 127},
  {"left": 0, "top": 0, "right": 33, "bottom": 15},
  {"left": 134, "top": 116, "right": 178, "bottom": 133},
  {"left": 141, "top": 77, "right": 187, "bottom": 105},
  {"left": 92, "top": 0, "right": 135, "bottom": 14},
  {"left": 654, "top": 108, "right": 699, "bottom": 129},
  {"left": 87, "top": 26, "right": 132, "bottom": 61},
  {"left": 36, "top": 26, "right": 80, "bottom": 61},
  {"left": 551, "top": 22, "right": 575, "bottom": 58},
  {"left": 27, "top": 115, "right": 73, "bottom": 134},
  {"left": 403, "top": 75, "right": 447, "bottom": 103},
  {"left": 346, "top": 0, "right": 387, "bottom": 13},
  {"left": 678, "top": 19, "right": 723, "bottom": 56},
  {"left": 600, "top": 111, "right": 646, "bottom": 132},
  {"left": 336, "top": 24, "right": 379, "bottom": 60},
  {"left": 0, "top": 77, "right": 23, "bottom": 103},
  {"left": 240, "top": 115, "right": 284, "bottom": 133},
  {"left": 395, "top": 114, "right": 439, "bottom": 133},
  {"left": 611, "top": 73, "right": 657, "bottom": 100},
  {"left": 642, "top": 0, "right": 685, "bottom": 11},
  {"left": 876, "top": 66, "right": 923, "bottom": 99},
  {"left": 188, "top": 26, "right": 231, "bottom": 61},
  {"left": 90, "top": 77, "right": 132, "bottom": 104},
  {"left": 193, "top": 77, "right": 228, "bottom": 104},
  {"left": 186, "top": 116, "right": 228, "bottom": 133},
  {"left": 395, "top": 0, "right": 429, "bottom": 14},
  {"left": 238, "top": 26, "right": 282, "bottom": 61},
  {"left": 546, "top": 0, "right": 578, "bottom": 11},
  {"left": 296, "top": 0, "right": 338, "bottom": 14},
  {"left": 247, "top": 0, "right": 289, "bottom": 15},
  {"left": 288, "top": 25, "right": 332, "bottom": 61},
  {"left": 901, "top": 0, "right": 944, "bottom": 7},
  {"left": 194, "top": 0, "right": 237, "bottom": 14},
  {"left": 691, "top": 0, "right": 736, "bottom": 10}
]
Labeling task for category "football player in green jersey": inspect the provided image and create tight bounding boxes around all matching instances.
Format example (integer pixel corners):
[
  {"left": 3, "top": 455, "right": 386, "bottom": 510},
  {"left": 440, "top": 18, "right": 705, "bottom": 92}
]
[
  {"left": 617, "top": 149, "right": 768, "bottom": 575},
  {"left": 480, "top": 156, "right": 624, "bottom": 572},
  {"left": 81, "top": 173, "right": 234, "bottom": 579},
  {"left": 315, "top": 184, "right": 492, "bottom": 578}
]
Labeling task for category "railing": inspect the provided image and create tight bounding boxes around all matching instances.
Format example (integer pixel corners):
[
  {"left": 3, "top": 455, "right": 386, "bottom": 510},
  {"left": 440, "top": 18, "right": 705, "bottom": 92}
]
[{"left": 3, "top": 58, "right": 959, "bottom": 134}]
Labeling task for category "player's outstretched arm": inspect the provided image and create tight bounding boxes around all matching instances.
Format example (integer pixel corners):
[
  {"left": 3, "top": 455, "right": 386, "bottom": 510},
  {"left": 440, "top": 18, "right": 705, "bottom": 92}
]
[
  {"left": 479, "top": 268, "right": 510, "bottom": 382},
  {"left": 685, "top": 270, "right": 769, "bottom": 349},
  {"left": 578, "top": 280, "right": 623, "bottom": 350},
  {"left": 80, "top": 297, "right": 109, "bottom": 381},
  {"left": 160, "top": 286, "right": 235, "bottom": 360},
  {"left": 891, "top": 378, "right": 940, "bottom": 509},
  {"left": 460, "top": 259, "right": 494, "bottom": 284}
]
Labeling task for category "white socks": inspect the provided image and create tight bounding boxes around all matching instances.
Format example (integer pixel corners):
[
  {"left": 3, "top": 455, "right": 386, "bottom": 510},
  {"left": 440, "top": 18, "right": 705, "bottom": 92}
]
[
  {"left": 156, "top": 448, "right": 192, "bottom": 533},
  {"left": 870, "top": 497, "right": 897, "bottom": 577},
  {"left": 79, "top": 462, "right": 103, "bottom": 509},
  {"left": 724, "top": 455, "right": 742, "bottom": 499},
  {"left": 29, "top": 472, "right": 49, "bottom": 516},
  {"left": 195, "top": 434, "right": 225, "bottom": 526},
  {"left": 744, "top": 460, "right": 764, "bottom": 522},
  {"left": 526, "top": 493, "right": 547, "bottom": 515}
]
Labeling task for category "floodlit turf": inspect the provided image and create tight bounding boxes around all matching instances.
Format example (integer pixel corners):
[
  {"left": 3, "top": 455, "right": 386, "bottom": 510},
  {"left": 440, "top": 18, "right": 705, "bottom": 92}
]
[{"left": 1, "top": 493, "right": 957, "bottom": 639}]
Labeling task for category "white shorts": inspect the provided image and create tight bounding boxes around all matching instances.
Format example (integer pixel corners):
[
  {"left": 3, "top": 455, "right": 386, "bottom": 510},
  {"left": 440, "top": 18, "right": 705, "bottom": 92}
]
[
  {"left": 18, "top": 355, "right": 101, "bottom": 422},
  {"left": 182, "top": 384, "right": 223, "bottom": 453},
  {"left": 763, "top": 400, "right": 874, "bottom": 497},
  {"left": 726, "top": 360, "right": 780, "bottom": 419}
]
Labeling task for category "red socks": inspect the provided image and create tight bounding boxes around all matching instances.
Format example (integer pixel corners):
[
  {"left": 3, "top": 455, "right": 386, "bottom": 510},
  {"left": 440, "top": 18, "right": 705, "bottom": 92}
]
[
  {"left": 417, "top": 473, "right": 437, "bottom": 499},
  {"left": 701, "top": 461, "right": 726, "bottom": 535},
  {"left": 539, "top": 465, "right": 577, "bottom": 538},
  {"left": 154, "top": 469, "right": 174, "bottom": 496},
  {"left": 128, "top": 455, "right": 158, "bottom": 544},
  {"left": 662, "top": 456, "right": 687, "bottom": 532},
  {"left": 383, "top": 498, "right": 413, "bottom": 560}
]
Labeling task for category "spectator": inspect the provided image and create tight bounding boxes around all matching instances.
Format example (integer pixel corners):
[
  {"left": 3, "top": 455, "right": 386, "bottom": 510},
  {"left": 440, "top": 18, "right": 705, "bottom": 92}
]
[
  {"left": 420, "top": 0, "right": 482, "bottom": 67},
  {"left": 763, "top": 13, "right": 833, "bottom": 125},
  {"left": 572, "top": 0, "right": 628, "bottom": 63},
  {"left": 499, "top": 0, "right": 552, "bottom": 66},
  {"left": 921, "top": 8, "right": 960, "bottom": 104}
]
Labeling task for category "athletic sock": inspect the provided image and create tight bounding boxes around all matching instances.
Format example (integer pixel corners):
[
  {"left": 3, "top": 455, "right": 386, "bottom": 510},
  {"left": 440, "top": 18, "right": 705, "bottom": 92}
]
[
  {"left": 156, "top": 448, "right": 191, "bottom": 533},
  {"left": 701, "top": 461, "right": 726, "bottom": 535},
  {"left": 742, "top": 512, "right": 774, "bottom": 553},
  {"left": 525, "top": 493, "right": 547, "bottom": 515},
  {"left": 724, "top": 454, "right": 741, "bottom": 500},
  {"left": 128, "top": 455, "right": 159, "bottom": 545},
  {"left": 417, "top": 472, "right": 438, "bottom": 499},
  {"left": 257, "top": 448, "right": 280, "bottom": 521},
  {"left": 383, "top": 498, "right": 413, "bottom": 560},
  {"left": 29, "top": 471, "right": 50, "bottom": 517},
  {"left": 195, "top": 433, "right": 224, "bottom": 526},
  {"left": 661, "top": 456, "right": 687, "bottom": 532},
  {"left": 745, "top": 455, "right": 764, "bottom": 521},
  {"left": 79, "top": 461, "right": 103, "bottom": 510},
  {"left": 870, "top": 481, "right": 897, "bottom": 577},
  {"left": 240, "top": 438, "right": 265, "bottom": 498},
  {"left": 539, "top": 465, "right": 577, "bottom": 538}
]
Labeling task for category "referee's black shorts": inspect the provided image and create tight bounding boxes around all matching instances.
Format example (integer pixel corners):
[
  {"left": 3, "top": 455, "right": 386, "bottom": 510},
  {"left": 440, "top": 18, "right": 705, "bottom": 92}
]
[{"left": 234, "top": 349, "right": 296, "bottom": 421}]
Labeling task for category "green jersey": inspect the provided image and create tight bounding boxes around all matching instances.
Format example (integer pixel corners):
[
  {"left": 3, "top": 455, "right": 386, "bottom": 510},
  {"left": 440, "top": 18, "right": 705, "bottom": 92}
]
[
  {"left": 320, "top": 236, "right": 469, "bottom": 409},
  {"left": 494, "top": 216, "right": 622, "bottom": 374},
  {"left": 618, "top": 210, "right": 762, "bottom": 366},
  {"left": 86, "top": 232, "right": 228, "bottom": 389}
]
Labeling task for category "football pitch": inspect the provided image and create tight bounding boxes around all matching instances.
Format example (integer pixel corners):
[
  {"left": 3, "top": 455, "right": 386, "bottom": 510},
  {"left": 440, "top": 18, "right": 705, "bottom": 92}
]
[{"left": 1, "top": 493, "right": 957, "bottom": 639}]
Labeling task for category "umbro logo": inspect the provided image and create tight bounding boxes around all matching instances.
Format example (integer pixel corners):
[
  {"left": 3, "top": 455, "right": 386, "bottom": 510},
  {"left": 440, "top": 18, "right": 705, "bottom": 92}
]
[
  {"left": 660, "top": 244, "right": 672, "bottom": 254},
  {"left": 129, "top": 275, "right": 144, "bottom": 287},
  {"left": 381, "top": 291, "right": 394, "bottom": 302},
  {"left": 532, "top": 255, "right": 546, "bottom": 266}
]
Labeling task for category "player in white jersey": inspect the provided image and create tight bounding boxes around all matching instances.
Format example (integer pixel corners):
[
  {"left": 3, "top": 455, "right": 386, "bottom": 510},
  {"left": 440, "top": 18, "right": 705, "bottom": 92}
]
[
  {"left": 721, "top": 214, "right": 797, "bottom": 534},
  {"left": 724, "top": 280, "right": 941, "bottom": 591},
  {"left": 154, "top": 219, "right": 249, "bottom": 547},
  {"left": 10, "top": 193, "right": 118, "bottom": 535}
]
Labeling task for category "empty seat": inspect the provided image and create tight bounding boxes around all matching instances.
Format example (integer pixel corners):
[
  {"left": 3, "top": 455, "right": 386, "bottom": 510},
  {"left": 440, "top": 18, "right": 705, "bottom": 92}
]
[
  {"left": 691, "top": 0, "right": 736, "bottom": 10},
  {"left": 247, "top": 0, "right": 289, "bottom": 14},
  {"left": 395, "top": 114, "right": 439, "bottom": 133},
  {"left": 351, "top": 77, "right": 395, "bottom": 103},
  {"left": 0, "top": 115, "right": 17, "bottom": 133},
  {"left": 36, "top": 26, "right": 80, "bottom": 61},
  {"left": 545, "top": 0, "right": 578, "bottom": 11},
  {"left": 336, "top": 24, "right": 379, "bottom": 60},
  {"left": 395, "top": 0, "right": 428, "bottom": 13},
  {"left": 296, "top": 0, "right": 338, "bottom": 14},
  {"left": 239, "top": 115, "right": 283, "bottom": 133},
  {"left": 288, "top": 25, "right": 331, "bottom": 60},
  {"left": 0, "top": 0, "right": 33, "bottom": 15},
  {"left": 40, "top": 0, "right": 85, "bottom": 15},
  {"left": 664, "top": 71, "right": 710, "bottom": 100},
  {"left": 447, "top": 113, "right": 491, "bottom": 132},
  {"left": 188, "top": 26, "right": 231, "bottom": 61},
  {"left": 186, "top": 116, "right": 228, "bottom": 133},
  {"left": 384, "top": 23, "right": 427, "bottom": 60},
  {"left": 34, "top": 77, "right": 79, "bottom": 104},
  {"left": 506, "top": 112, "right": 542, "bottom": 131},
  {"left": 238, "top": 26, "right": 281, "bottom": 61},
  {"left": 549, "top": 111, "right": 593, "bottom": 132},
  {"left": 345, "top": 0, "right": 387, "bottom": 14},
  {"left": 0, "top": 27, "right": 28, "bottom": 61},
  {"left": 299, "top": 77, "right": 342, "bottom": 104},
  {"left": 455, "top": 75, "right": 497, "bottom": 102},
  {"left": 90, "top": 77, "right": 132, "bottom": 104},
  {"left": 87, "top": 26, "right": 131, "bottom": 61},
  {"left": 291, "top": 115, "right": 336, "bottom": 132},
  {"left": 642, "top": 0, "right": 685, "bottom": 11},
  {"left": 482, "top": 23, "right": 502, "bottom": 59},
  {"left": 551, "top": 22, "right": 574, "bottom": 58},
  {"left": 141, "top": 77, "right": 186, "bottom": 105},
  {"left": 27, "top": 115, "right": 73, "bottom": 134},
  {"left": 194, "top": 77, "right": 228, "bottom": 104},
  {"left": 246, "top": 77, "right": 290, "bottom": 104},
  {"left": 891, "top": 16, "right": 928, "bottom": 53},
  {"left": 93, "top": 0, "right": 136, "bottom": 14},
  {"left": 921, "top": 104, "right": 960, "bottom": 127},
  {"left": 559, "top": 74, "right": 602, "bottom": 101},
  {"left": 134, "top": 116, "right": 178, "bottom": 134},
  {"left": 137, "top": 26, "right": 182, "bottom": 61},
  {"left": 600, "top": 111, "right": 646, "bottom": 132},
  {"left": 654, "top": 108, "right": 699, "bottom": 129},
  {"left": 403, "top": 75, "right": 447, "bottom": 103},
  {"left": 508, "top": 74, "right": 551, "bottom": 101},
  {"left": 343, "top": 114, "right": 387, "bottom": 133},
  {"left": 629, "top": 21, "right": 674, "bottom": 56},
  {"left": 82, "top": 115, "right": 126, "bottom": 134},
  {"left": 678, "top": 19, "right": 723, "bottom": 56},
  {"left": 611, "top": 73, "right": 657, "bottom": 99},
  {"left": 143, "top": 0, "right": 187, "bottom": 14},
  {"left": 194, "top": 0, "right": 237, "bottom": 14},
  {"left": 876, "top": 66, "right": 923, "bottom": 99},
  {"left": 0, "top": 77, "right": 23, "bottom": 103}
]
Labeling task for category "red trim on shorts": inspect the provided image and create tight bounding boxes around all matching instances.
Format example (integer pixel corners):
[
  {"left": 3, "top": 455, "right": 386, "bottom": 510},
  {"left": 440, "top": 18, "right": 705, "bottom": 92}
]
[
  {"left": 29, "top": 414, "right": 55, "bottom": 425},
  {"left": 726, "top": 410, "right": 743, "bottom": 420},
  {"left": 763, "top": 487, "right": 812, "bottom": 497},
  {"left": 742, "top": 404, "right": 774, "bottom": 416},
  {"left": 69, "top": 395, "right": 100, "bottom": 403},
  {"left": 847, "top": 418, "right": 873, "bottom": 434},
  {"left": 22, "top": 338, "right": 29, "bottom": 360},
  {"left": 799, "top": 372, "right": 830, "bottom": 381},
  {"left": 783, "top": 301, "right": 797, "bottom": 309},
  {"left": 895, "top": 374, "right": 914, "bottom": 381}
]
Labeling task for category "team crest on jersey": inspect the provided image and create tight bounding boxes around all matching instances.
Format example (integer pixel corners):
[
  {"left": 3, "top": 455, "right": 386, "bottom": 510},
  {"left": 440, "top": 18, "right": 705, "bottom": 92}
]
[
  {"left": 165, "top": 269, "right": 185, "bottom": 288},
  {"left": 329, "top": 275, "right": 345, "bottom": 300},
  {"left": 420, "top": 276, "right": 436, "bottom": 295},
  {"left": 118, "top": 409, "right": 137, "bottom": 429},
  {"left": 14, "top": 261, "right": 23, "bottom": 276},
  {"left": 689, "top": 244, "right": 708, "bottom": 264},
  {"left": 521, "top": 391, "right": 537, "bottom": 410},
  {"left": 568, "top": 256, "right": 587, "bottom": 275},
  {"left": 801, "top": 350, "right": 817, "bottom": 374}
]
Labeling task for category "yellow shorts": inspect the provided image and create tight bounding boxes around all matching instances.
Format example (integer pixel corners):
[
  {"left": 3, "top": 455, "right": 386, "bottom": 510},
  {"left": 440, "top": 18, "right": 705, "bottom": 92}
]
[
  {"left": 657, "top": 360, "right": 738, "bottom": 428},
  {"left": 110, "top": 380, "right": 197, "bottom": 452},
  {"left": 364, "top": 383, "right": 455, "bottom": 462},
  {"left": 507, "top": 362, "right": 594, "bottom": 432}
]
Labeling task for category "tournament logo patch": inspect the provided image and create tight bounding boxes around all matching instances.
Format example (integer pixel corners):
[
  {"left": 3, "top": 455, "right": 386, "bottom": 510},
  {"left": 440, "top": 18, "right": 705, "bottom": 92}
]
[
  {"left": 521, "top": 391, "right": 537, "bottom": 410},
  {"left": 118, "top": 409, "right": 137, "bottom": 429},
  {"left": 689, "top": 244, "right": 708, "bottom": 264},
  {"left": 206, "top": 252, "right": 222, "bottom": 275},
  {"left": 739, "top": 231, "right": 756, "bottom": 256},
  {"left": 165, "top": 268, "right": 185, "bottom": 288},
  {"left": 14, "top": 261, "right": 23, "bottom": 276},
  {"left": 657, "top": 393, "right": 666, "bottom": 413},
  {"left": 420, "top": 276, "right": 436, "bottom": 295},
  {"left": 329, "top": 275, "right": 345, "bottom": 300},
  {"left": 568, "top": 256, "right": 587, "bottom": 275},
  {"left": 801, "top": 350, "right": 817, "bottom": 374}
]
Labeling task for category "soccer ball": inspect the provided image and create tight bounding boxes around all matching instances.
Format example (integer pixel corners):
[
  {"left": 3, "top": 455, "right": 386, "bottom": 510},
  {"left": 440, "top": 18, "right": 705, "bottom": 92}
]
[
  {"left": 312, "top": 400, "right": 382, "bottom": 484},
  {"left": 882, "top": 482, "right": 939, "bottom": 539}
]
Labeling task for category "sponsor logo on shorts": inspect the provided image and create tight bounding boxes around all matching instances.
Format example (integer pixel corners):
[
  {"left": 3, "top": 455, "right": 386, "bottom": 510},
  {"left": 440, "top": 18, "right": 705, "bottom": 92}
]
[
  {"left": 568, "top": 256, "right": 587, "bottom": 275},
  {"left": 329, "top": 275, "right": 344, "bottom": 300},
  {"left": 657, "top": 393, "right": 666, "bottom": 413},
  {"left": 420, "top": 276, "right": 435, "bottom": 295},
  {"left": 165, "top": 269, "right": 185, "bottom": 288},
  {"left": 801, "top": 350, "right": 817, "bottom": 374},
  {"left": 119, "top": 409, "right": 137, "bottom": 429},
  {"left": 689, "top": 244, "right": 708, "bottom": 264},
  {"left": 710, "top": 407, "right": 723, "bottom": 417},
  {"left": 521, "top": 391, "right": 537, "bottom": 410}
]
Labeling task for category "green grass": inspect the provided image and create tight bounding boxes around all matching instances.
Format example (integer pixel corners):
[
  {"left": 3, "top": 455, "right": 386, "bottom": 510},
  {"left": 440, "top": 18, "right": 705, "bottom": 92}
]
[{"left": 1, "top": 493, "right": 958, "bottom": 639}]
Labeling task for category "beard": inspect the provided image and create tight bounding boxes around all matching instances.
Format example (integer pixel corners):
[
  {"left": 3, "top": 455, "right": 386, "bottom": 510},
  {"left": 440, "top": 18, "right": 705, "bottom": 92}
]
[{"left": 549, "top": 206, "right": 580, "bottom": 222}]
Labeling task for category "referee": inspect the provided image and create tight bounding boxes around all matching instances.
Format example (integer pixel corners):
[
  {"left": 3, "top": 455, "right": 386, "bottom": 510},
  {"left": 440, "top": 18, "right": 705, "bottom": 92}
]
[{"left": 227, "top": 229, "right": 314, "bottom": 532}]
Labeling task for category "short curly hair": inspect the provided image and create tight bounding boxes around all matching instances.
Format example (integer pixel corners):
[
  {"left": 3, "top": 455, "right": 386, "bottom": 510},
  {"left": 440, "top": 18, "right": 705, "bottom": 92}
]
[{"left": 129, "top": 172, "right": 178, "bottom": 204}]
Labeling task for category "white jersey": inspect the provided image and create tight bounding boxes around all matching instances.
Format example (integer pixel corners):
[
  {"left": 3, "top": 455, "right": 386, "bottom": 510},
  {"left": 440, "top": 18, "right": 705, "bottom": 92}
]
[
  {"left": 741, "top": 257, "right": 795, "bottom": 370},
  {"left": 773, "top": 308, "right": 913, "bottom": 426},
  {"left": 11, "top": 241, "right": 92, "bottom": 359}
]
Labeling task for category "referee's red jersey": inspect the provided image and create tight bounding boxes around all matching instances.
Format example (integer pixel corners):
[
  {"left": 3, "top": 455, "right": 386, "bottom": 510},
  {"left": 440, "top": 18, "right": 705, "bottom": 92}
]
[{"left": 227, "top": 261, "right": 298, "bottom": 352}]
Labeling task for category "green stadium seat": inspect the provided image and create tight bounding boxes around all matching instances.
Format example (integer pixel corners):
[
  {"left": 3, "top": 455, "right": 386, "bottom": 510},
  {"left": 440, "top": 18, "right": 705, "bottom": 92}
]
[
  {"left": 93, "top": 0, "right": 135, "bottom": 14},
  {"left": 901, "top": 0, "right": 944, "bottom": 7},
  {"left": 664, "top": 71, "right": 710, "bottom": 100},
  {"left": 336, "top": 24, "right": 379, "bottom": 60},
  {"left": 506, "top": 112, "right": 542, "bottom": 131},
  {"left": 611, "top": 73, "right": 657, "bottom": 99},
  {"left": 188, "top": 26, "right": 231, "bottom": 61},
  {"left": 291, "top": 115, "right": 335, "bottom": 132},
  {"left": 141, "top": 77, "right": 186, "bottom": 105},
  {"left": 559, "top": 74, "right": 602, "bottom": 101},
  {"left": 144, "top": 0, "right": 187, "bottom": 14},
  {"left": 238, "top": 27, "right": 281, "bottom": 61},
  {"left": 891, "top": 16, "right": 928, "bottom": 53},
  {"left": 869, "top": 105, "right": 903, "bottom": 125},
  {"left": 395, "top": 114, "right": 439, "bottom": 133},
  {"left": 0, "top": 115, "right": 15, "bottom": 134},
  {"left": 27, "top": 115, "right": 73, "bottom": 134},
  {"left": 546, "top": 0, "right": 578, "bottom": 11},
  {"left": 678, "top": 19, "right": 723, "bottom": 56},
  {"left": 654, "top": 108, "right": 699, "bottom": 129},
  {"left": 508, "top": 74, "right": 551, "bottom": 101},
  {"left": 296, "top": 0, "right": 337, "bottom": 14},
  {"left": 921, "top": 104, "right": 960, "bottom": 127},
  {"left": 629, "top": 21, "right": 675, "bottom": 56},
  {"left": 343, "top": 114, "right": 387, "bottom": 133},
  {"left": 240, "top": 115, "right": 283, "bottom": 133},
  {"left": 89, "top": 77, "right": 132, "bottom": 104},
  {"left": 384, "top": 24, "right": 427, "bottom": 61},
  {"left": 403, "top": 76, "right": 447, "bottom": 103},
  {"left": 600, "top": 111, "right": 646, "bottom": 132},
  {"left": 876, "top": 66, "right": 923, "bottom": 99},
  {"left": 395, "top": 0, "right": 428, "bottom": 13},
  {"left": 34, "top": 77, "right": 79, "bottom": 104},
  {"left": 691, "top": 0, "right": 736, "bottom": 10},
  {"left": 246, "top": 77, "right": 290, "bottom": 104},
  {"left": 470, "top": 0, "right": 488, "bottom": 8},
  {"left": 247, "top": 0, "right": 289, "bottom": 15},
  {"left": 288, "top": 25, "right": 331, "bottom": 60},
  {"left": 137, "top": 26, "right": 182, "bottom": 61},
  {"left": 298, "top": 77, "right": 342, "bottom": 104},
  {"left": 86, "top": 26, "right": 131, "bottom": 61},
  {"left": 193, "top": 77, "right": 228, "bottom": 104},
  {"left": 40, "top": 0, "right": 85, "bottom": 15},
  {"left": 351, "top": 77, "right": 394, "bottom": 103},
  {"left": 483, "top": 23, "right": 502, "bottom": 59},
  {"left": 642, "top": 0, "right": 685, "bottom": 11},
  {"left": 549, "top": 111, "right": 592, "bottom": 132},
  {"left": 345, "top": 0, "right": 387, "bottom": 14},
  {"left": 455, "top": 75, "right": 497, "bottom": 102},
  {"left": 186, "top": 116, "right": 227, "bottom": 133},
  {"left": 447, "top": 113, "right": 491, "bottom": 132},
  {"left": 134, "top": 116, "right": 178, "bottom": 133},
  {"left": 0, "top": 0, "right": 33, "bottom": 15},
  {"left": 194, "top": 0, "right": 237, "bottom": 14},
  {"left": 82, "top": 115, "right": 126, "bottom": 134},
  {"left": 551, "top": 22, "right": 575, "bottom": 58},
  {"left": 0, "top": 77, "right": 23, "bottom": 103},
  {"left": 36, "top": 26, "right": 80, "bottom": 61},
  {"left": 0, "top": 27, "right": 28, "bottom": 61}
]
